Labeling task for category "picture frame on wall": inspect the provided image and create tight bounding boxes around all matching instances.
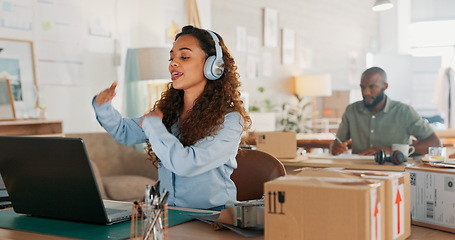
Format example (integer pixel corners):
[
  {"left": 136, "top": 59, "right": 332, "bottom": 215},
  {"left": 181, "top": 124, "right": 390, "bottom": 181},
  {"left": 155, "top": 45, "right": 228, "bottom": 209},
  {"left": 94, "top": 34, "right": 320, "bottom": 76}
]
[
  {"left": 0, "top": 38, "right": 38, "bottom": 119},
  {"left": 0, "top": 78, "right": 16, "bottom": 120},
  {"left": 282, "top": 28, "right": 295, "bottom": 65},
  {"left": 263, "top": 8, "right": 278, "bottom": 48}
]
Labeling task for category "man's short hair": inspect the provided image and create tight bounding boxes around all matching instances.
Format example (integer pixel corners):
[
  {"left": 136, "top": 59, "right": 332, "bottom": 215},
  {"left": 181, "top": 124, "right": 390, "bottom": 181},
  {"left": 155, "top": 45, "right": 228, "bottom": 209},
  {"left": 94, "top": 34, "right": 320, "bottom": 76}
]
[{"left": 362, "top": 67, "right": 387, "bottom": 83}]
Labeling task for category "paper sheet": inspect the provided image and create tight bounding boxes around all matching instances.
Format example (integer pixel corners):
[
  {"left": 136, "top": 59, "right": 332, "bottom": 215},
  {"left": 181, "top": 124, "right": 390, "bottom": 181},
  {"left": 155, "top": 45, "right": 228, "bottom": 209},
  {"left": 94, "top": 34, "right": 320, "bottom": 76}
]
[
  {"left": 308, "top": 153, "right": 375, "bottom": 160},
  {"left": 188, "top": 213, "right": 264, "bottom": 237}
]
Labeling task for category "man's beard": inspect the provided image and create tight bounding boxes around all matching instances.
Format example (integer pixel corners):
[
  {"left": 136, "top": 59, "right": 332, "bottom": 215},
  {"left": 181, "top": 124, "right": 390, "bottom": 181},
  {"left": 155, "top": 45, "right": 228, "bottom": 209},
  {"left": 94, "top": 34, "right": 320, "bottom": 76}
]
[{"left": 363, "top": 88, "right": 385, "bottom": 109}]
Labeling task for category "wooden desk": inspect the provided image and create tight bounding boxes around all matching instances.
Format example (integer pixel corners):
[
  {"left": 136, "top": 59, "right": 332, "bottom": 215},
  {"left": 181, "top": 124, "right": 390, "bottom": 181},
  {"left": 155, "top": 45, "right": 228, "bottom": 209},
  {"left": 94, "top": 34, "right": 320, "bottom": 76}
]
[
  {"left": 435, "top": 129, "right": 455, "bottom": 148},
  {"left": 171, "top": 222, "right": 455, "bottom": 240},
  {"left": 296, "top": 138, "right": 332, "bottom": 151},
  {"left": 435, "top": 129, "right": 455, "bottom": 138},
  {"left": 279, "top": 154, "right": 420, "bottom": 174},
  {"left": 246, "top": 130, "right": 455, "bottom": 152},
  {"left": 0, "top": 220, "right": 453, "bottom": 239},
  {"left": 0, "top": 119, "right": 63, "bottom": 137}
]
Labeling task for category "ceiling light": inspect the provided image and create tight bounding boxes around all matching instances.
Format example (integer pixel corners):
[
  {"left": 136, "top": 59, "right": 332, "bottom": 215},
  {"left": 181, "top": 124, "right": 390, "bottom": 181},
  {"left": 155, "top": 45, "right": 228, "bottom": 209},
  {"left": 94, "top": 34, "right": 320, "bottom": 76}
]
[{"left": 372, "top": 0, "right": 394, "bottom": 11}]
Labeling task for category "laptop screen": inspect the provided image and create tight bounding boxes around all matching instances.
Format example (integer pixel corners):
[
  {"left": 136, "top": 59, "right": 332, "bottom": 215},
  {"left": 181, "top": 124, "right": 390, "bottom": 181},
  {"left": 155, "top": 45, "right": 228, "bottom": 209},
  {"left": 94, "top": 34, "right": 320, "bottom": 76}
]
[
  {"left": 0, "top": 136, "right": 130, "bottom": 224},
  {"left": 0, "top": 173, "right": 9, "bottom": 201},
  {"left": 0, "top": 173, "right": 5, "bottom": 189}
]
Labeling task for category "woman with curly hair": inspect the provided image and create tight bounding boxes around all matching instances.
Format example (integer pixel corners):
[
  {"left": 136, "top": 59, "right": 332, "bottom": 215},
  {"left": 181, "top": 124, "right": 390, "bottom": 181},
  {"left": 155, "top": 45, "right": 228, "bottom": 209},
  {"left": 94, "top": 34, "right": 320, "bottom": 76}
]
[{"left": 93, "top": 25, "right": 251, "bottom": 210}]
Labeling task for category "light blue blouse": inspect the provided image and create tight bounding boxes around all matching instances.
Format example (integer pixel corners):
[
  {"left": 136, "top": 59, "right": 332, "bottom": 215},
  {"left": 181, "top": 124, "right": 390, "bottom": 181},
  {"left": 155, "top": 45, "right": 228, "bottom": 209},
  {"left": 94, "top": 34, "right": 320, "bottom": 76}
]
[{"left": 92, "top": 99, "right": 243, "bottom": 209}]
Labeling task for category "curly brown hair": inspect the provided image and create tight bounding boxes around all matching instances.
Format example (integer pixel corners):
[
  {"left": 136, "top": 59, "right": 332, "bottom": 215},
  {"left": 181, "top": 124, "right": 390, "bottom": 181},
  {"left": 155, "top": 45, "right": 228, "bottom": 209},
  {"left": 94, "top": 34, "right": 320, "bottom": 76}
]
[{"left": 146, "top": 25, "right": 251, "bottom": 167}]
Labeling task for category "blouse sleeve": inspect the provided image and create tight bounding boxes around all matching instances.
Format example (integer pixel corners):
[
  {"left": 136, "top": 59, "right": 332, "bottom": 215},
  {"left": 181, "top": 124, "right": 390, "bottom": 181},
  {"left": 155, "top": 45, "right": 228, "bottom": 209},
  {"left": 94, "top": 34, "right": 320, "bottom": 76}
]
[
  {"left": 92, "top": 96, "right": 147, "bottom": 146},
  {"left": 141, "top": 111, "right": 243, "bottom": 177}
]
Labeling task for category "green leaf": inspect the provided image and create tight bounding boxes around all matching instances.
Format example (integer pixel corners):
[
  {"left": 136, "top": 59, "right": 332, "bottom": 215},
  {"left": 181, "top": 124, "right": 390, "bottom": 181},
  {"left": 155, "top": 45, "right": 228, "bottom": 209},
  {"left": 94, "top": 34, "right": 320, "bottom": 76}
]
[
  {"left": 258, "top": 87, "right": 264, "bottom": 93},
  {"left": 294, "top": 93, "right": 301, "bottom": 101},
  {"left": 249, "top": 106, "right": 260, "bottom": 112}
]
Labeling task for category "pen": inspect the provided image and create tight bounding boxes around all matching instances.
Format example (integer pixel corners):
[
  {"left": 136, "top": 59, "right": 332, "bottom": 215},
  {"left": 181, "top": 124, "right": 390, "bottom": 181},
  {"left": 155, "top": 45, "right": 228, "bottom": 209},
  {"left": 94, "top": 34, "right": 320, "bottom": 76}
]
[
  {"left": 145, "top": 185, "right": 151, "bottom": 205},
  {"left": 134, "top": 201, "right": 146, "bottom": 219},
  {"left": 160, "top": 191, "right": 169, "bottom": 207},
  {"left": 335, "top": 136, "right": 343, "bottom": 144},
  {"left": 152, "top": 181, "right": 160, "bottom": 198},
  {"left": 144, "top": 185, "right": 151, "bottom": 237}
]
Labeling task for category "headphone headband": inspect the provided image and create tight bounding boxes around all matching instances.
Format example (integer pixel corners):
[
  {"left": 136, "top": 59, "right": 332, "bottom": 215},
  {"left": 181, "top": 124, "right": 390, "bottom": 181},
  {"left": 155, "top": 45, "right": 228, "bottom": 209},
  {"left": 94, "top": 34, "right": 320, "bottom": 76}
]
[
  {"left": 203, "top": 29, "right": 224, "bottom": 80},
  {"left": 205, "top": 30, "right": 222, "bottom": 60}
]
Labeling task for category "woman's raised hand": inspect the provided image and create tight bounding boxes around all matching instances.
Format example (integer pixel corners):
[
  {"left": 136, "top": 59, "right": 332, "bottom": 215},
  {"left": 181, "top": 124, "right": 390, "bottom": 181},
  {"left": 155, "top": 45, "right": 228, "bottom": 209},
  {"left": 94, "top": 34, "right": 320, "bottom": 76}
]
[{"left": 95, "top": 81, "right": 117, "bottom": 105}]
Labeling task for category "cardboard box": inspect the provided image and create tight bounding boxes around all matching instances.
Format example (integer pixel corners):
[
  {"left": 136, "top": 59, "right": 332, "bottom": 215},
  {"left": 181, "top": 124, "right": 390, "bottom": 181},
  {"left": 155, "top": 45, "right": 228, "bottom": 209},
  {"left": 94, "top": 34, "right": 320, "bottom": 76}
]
[
  {"left": 255, "top": 131, "right": 296, "bottom": 159},
  {"left": 405, "top": 163, "right": 455, "bottom": 233},
  {"left": 323, "top": 90, "right": 350, "bottom": 118},
  {"left": 264, "top": 175, "right": 385, "bottom": 240},
  {"left": 296, "top": 168, "right": 411, "bottom": 240}
]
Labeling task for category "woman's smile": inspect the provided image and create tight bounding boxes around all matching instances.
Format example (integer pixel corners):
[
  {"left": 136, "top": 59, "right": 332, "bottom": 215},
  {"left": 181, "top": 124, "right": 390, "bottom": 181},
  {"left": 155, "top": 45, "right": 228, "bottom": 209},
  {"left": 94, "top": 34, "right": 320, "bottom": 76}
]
[{"left": 171, "top": 71, "right": 183, "bottom": 81}]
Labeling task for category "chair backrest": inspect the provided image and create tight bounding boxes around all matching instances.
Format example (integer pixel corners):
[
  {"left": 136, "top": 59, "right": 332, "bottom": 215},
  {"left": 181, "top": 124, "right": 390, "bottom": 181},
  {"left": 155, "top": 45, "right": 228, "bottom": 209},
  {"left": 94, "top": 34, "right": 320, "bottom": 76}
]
[{"left": 231, "top": 149, "right": 286, "bottom": 201}]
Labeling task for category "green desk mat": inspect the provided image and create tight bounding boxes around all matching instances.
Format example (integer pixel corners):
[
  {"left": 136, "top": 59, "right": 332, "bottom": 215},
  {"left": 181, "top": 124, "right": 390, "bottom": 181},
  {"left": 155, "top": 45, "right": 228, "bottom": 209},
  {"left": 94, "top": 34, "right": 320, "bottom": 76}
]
[{"left": 0, "top": 208, "right": 211, "bottom": 240}]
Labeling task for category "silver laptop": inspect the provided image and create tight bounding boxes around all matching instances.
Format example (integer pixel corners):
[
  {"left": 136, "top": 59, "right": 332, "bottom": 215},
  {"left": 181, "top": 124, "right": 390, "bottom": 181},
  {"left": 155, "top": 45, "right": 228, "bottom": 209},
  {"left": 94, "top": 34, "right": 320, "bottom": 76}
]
[{"left": 0, "top": 136, "right": 132, "bottom": 225}]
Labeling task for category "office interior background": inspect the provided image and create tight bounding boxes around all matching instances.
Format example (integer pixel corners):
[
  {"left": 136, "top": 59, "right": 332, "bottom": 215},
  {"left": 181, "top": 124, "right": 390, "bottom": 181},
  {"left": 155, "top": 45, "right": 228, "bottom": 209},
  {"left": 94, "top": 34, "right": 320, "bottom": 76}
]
[{"left": 0, "top": 0, "right": 453, "bottom": 134}]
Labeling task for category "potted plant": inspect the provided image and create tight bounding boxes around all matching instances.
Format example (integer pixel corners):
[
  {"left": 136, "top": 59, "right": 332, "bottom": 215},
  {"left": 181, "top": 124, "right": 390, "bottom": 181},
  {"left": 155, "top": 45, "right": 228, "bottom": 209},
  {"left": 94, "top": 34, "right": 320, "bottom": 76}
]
[
  {"left": 248, "top": 87, "right": 273, "bottom": 112},
  {"left": 280, "top": 94, "right": 311, "bottom": 133},
  {"left": 248, "top": 87, "right": 276, "bottom": 131}
]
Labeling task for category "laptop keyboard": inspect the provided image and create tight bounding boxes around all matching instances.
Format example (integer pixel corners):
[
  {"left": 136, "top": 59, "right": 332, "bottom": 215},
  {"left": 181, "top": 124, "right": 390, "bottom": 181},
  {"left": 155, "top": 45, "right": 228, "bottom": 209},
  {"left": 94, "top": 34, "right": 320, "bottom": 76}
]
[
  {"left": 106, "top": 208, "right": 128, "bottom": 215},
  {"left": 0, "top": 201, "right": 12, "bottom": 209}
]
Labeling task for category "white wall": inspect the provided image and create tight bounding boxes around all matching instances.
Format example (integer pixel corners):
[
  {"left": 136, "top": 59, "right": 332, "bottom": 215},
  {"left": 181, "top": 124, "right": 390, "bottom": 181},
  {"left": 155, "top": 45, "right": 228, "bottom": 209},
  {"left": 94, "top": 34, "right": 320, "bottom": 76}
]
[
  {"left": 211, "top": 0, "right": 379, "bottom": 112},
  {"left": 0, "top": 0, "right": 378, "bottom": 133},
  {"left": 0, "top": 0, "right": 168, "bottom": 133}
]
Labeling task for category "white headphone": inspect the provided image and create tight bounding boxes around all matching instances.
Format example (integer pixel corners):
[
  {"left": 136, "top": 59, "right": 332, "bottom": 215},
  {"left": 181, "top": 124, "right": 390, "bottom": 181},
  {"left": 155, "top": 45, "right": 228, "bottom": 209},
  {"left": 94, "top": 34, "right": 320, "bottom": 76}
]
[{"left": 203, "top": 30, "right": 225, "bottom": 80}]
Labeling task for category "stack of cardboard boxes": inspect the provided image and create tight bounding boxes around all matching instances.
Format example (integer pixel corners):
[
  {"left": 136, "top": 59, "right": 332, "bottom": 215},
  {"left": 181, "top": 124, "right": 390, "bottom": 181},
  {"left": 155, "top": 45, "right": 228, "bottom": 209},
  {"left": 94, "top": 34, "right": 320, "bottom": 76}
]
[
  {"left": 255, "top": 130, "right": 455, "bottom": 238},
  {"left": 264, "top": 168, "right": 411, "bottom": 240}
]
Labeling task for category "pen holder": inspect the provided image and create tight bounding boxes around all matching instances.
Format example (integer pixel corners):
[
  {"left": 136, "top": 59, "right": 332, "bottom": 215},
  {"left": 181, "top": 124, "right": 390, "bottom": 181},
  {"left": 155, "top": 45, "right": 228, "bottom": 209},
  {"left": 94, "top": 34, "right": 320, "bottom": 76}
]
[{"left": 130, "top": 202, "right": 168, "bottom": 240}]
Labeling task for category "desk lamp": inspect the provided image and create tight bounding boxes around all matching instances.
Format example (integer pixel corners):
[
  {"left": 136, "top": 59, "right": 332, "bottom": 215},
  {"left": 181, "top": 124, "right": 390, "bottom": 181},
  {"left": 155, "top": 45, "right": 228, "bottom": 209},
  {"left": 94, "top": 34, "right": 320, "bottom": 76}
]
[{"left": 294, "top": 74, "right": 332, "bottom": 132}]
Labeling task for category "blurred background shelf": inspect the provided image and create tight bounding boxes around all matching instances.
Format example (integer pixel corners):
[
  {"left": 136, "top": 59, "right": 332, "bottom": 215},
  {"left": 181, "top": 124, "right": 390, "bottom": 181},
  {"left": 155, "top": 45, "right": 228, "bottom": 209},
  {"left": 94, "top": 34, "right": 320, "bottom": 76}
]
[{"left": 0, "top": 120, "right": 63, "bottom": 137}]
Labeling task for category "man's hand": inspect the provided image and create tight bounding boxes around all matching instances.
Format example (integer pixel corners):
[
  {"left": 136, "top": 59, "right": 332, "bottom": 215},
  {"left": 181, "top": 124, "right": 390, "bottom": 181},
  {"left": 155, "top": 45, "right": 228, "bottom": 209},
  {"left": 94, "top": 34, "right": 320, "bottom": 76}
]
[
  {"left": 330, "top": 139, "right": 349, "bottom": 155},
  {"left": 358, "top": 146, "right": 392, "bottom": 155},
  {"left": 95, "top": 81, "right": 117, "bottom": 105},
  {"left": 139, "top": 108, "right": 164, "bottom": 127}
]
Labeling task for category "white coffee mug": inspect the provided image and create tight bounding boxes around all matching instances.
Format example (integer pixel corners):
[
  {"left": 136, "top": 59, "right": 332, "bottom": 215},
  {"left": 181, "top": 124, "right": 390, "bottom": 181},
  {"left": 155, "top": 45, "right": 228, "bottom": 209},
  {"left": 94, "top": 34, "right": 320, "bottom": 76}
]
[
  {"left": 310, "top": 148, "right": 324, "bottom": 155},
  {"left": 392, "top": 144, "right": 415, "bottom": 157}
]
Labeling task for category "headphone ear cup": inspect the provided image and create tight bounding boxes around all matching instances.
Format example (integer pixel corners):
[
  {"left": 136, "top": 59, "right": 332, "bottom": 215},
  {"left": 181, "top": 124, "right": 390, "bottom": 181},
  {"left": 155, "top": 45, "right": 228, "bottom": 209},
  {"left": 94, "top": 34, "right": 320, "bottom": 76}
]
[
  {"left": 204, "top": 56, "right": 217, "bottom": 80},
  {"left": 391, "top": 150, "right": 406, "bottom": 165},
  {"left": 204, "top": 56, "right": 224, "bottom": 81},
  {"left": 214, "top": 58, "right": 225, "bottom": 76},
  {"left": 375, "top": 150, "right": 386, "bottom": 165}
]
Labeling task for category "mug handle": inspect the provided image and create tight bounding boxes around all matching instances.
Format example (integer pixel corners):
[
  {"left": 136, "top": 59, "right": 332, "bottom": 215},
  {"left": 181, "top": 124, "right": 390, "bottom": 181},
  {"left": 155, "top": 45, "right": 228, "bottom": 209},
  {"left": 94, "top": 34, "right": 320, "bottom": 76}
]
[{"left": 408, "top": 146, "right": 415, "bottom": 156}]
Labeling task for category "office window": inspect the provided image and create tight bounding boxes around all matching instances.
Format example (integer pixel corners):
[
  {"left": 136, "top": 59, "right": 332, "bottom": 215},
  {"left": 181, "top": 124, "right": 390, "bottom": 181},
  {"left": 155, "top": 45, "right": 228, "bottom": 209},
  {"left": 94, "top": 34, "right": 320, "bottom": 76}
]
[{"left": 409, "top": 20, "right": 455, "bottom": 63}]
